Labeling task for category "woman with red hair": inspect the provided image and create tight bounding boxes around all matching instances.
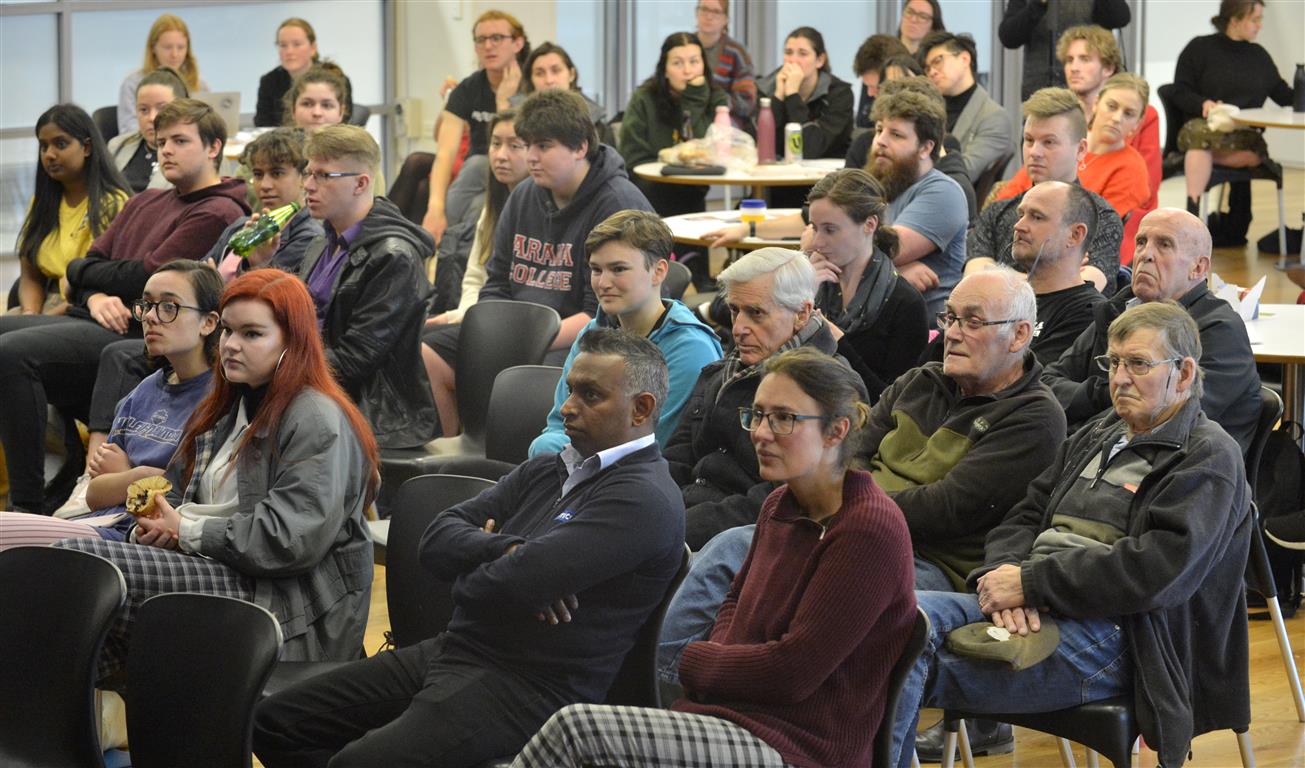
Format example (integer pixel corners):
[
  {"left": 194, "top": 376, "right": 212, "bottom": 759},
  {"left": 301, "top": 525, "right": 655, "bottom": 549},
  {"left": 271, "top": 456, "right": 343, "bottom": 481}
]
[{"left": 56, "top": 269, "right": 379, "bottom": 681}]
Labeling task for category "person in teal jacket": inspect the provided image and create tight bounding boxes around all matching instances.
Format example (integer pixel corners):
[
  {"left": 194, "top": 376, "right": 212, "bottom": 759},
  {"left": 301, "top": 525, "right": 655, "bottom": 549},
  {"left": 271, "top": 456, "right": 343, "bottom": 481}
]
[
  {"left": 620, "top": 32, "right": 729, "bottom": 217},
  {"left": 529, "top": 210, "right": 721, "bottom": 457}
]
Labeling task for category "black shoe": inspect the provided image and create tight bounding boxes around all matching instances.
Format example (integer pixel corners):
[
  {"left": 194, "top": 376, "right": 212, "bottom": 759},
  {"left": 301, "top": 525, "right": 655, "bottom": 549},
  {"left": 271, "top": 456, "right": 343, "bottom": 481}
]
[
  {"left": 1186, "top": 196, "right": 1201, "bottom": 217},
  {"left": 915, "top": 718, "right": 1014, "bottom": 762}
]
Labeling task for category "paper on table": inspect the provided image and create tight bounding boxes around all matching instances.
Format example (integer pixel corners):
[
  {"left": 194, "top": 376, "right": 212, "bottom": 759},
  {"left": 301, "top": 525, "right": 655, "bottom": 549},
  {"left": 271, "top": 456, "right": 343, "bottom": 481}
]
[{"left": 1211, "top": 273, "right": 1265, "bottom": 321}]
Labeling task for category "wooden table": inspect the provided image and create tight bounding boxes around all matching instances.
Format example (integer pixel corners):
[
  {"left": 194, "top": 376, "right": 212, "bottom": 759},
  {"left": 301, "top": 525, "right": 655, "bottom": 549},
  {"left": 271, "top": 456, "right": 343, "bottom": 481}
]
[
  {"left": 633, "top": 159, "right": 843, "bottom": 208},
  {"left": 1246, "top": 303, "right": 1305, "bottom": 441},
  {"left": 661, "top": 208, "right": 804, "bottom": 251},
  {"left": 1232, "top": 108, "right": 1304, "bottom": 267}
]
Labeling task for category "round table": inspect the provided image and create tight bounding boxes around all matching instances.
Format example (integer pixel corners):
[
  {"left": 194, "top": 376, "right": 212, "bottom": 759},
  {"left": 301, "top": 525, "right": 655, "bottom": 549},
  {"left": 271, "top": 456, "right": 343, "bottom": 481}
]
[
  {"left": 633, "top": 159, "right": 843, "bottom": 207},
  {"left": 1232, "top": 107, "right": 1304, "bottom": 267},
  {"left": 661, "top": 208, "right": 804, "bottom": 251}
]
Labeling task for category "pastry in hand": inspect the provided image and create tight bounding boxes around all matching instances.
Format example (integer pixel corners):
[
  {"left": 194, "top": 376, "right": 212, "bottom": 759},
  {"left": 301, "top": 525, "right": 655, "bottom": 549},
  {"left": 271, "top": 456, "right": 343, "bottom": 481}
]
[{"left": 126, "top": 476, "right": 173, "bottom": 518}]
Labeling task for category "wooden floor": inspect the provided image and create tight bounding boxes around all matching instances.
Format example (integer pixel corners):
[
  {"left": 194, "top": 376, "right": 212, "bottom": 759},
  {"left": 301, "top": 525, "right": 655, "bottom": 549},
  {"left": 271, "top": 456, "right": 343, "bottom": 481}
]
[{"left": 354, "top": 564, "right": 1305, "bottom": 768}]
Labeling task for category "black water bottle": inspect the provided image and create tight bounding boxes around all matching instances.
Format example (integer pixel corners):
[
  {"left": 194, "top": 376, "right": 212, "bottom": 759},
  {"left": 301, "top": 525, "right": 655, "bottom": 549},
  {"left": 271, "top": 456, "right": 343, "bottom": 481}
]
[{"left": 1293, "top": 63, "right": 1305, "bottom": 113}]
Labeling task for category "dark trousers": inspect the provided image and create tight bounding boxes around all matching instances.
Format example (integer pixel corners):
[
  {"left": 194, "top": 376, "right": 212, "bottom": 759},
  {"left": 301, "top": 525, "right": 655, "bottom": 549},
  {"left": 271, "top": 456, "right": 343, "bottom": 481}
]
[
  {"left": 0, "top": 315, "right": 127, "bottom": 512},
  {"left": 253, "top": 634, "right": 565, "bottom": 768},
  {"left": 87, "top": 338, "right": 153, "bottom": 433}
]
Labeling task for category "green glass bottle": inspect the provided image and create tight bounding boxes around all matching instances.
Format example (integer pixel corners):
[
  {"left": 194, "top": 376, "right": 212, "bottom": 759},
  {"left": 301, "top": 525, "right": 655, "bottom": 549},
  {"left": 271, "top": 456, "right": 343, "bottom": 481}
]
[{"left": 228, "top": 201, "right": 301, "bottom": 257}]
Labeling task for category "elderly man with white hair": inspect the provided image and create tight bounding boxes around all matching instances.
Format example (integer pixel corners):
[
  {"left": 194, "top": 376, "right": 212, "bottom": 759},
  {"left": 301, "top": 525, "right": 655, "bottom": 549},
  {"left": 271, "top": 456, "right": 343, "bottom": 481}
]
[
  {"left": 891, "top": 299, "right": 1252, "bottom": 768},
  {"left": 659, "top": 268, "right": 1066, "bottom": 742},
  {"left": 663, "top": 247, "right": 838, "bottom": 551}
]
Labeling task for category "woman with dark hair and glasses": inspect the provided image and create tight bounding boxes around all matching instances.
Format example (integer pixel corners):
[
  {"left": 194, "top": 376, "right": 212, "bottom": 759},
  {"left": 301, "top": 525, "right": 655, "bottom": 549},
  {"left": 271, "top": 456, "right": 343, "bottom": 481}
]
[
  {"left": 898, "top": 0, "right": 945, "bottom": 54},
  {"left": 0, "top": 260, "right": 221, "bottom": 545},
  {"left": 693, "top": 0, "right": 757, "bottom": 127},
  {"left": 512, "top": 347, "right": 916, "bottom": 768}
]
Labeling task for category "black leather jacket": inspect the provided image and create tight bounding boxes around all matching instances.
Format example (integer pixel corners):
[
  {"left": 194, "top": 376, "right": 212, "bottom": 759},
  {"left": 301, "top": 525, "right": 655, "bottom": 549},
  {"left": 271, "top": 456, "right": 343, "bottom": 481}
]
[{"left": 298, "top": 197, "right": 439, "bottom": 448}]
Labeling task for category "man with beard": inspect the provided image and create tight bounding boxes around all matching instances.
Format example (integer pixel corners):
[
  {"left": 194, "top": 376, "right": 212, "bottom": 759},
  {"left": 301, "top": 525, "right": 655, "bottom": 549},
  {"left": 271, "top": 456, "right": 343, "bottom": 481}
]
[
  {"left": 964, "top": 87, "right": 1121, "bottom": 293},
  {"left": 866, "top": 81, "right": 968, "bottom": 314},
  {"left": 1009, "top": 180, "right": 1107, "bottom": 363}
]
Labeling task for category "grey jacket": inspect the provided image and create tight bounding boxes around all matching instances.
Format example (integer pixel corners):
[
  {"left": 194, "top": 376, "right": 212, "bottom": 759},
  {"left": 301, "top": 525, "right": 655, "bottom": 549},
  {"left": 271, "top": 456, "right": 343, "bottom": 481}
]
[
  {"left": 163, "top": 388, "right": 374, "bottom": 661},
  {"left": 107, "top": 131, "right": 170, "bottom": 192},
  {"left": 951, "top": 85, "right": 1013, "bottom": 183}
]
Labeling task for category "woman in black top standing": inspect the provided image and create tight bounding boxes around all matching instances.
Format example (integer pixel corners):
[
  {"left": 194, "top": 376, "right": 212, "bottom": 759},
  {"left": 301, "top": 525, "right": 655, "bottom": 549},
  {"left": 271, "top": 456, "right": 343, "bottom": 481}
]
[{"left": 1171, "top": 0, "right": 1292, "bottom": 213}]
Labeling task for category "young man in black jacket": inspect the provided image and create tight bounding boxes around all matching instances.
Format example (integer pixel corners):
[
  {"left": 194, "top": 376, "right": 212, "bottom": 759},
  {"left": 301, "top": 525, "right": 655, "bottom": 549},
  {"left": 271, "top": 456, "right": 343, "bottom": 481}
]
[
  {"left": 254, "top": 329, "right": 686, "bottom": 768},
  {"left": 296, "top": 124, "right": 439, "bottom": 449}
]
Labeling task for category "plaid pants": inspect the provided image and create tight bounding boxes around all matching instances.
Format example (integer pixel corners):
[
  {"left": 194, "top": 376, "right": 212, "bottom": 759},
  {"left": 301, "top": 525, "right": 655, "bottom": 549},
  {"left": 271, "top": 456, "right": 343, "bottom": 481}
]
[
  {"left": 53, "top": 538, "right": 254, "bottom": 682},
  {"left": 510, "top": 703, "right": 794, "bottom": 768}
]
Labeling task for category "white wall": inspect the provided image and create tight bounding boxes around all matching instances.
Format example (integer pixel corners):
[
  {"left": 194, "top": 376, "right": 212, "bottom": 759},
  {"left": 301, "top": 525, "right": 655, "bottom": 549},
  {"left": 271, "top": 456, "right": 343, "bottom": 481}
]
[
  {"left": 1142, "top": 0, "right": 1304, "bottom": 167},
  {"left": 396, "top": 0, "right": 557, "bottom": 155}
]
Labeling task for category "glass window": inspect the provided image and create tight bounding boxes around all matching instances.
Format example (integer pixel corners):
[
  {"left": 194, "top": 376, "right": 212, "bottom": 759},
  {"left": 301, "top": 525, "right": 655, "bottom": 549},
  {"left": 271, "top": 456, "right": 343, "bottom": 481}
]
[
  {"left": 71, "top": 2, "right": 384, "bottom": 121},
  {"left": 1, "top": 14, "right": 58, "bottom": 129},
  {"left": 0, "top": 137, "right": 38, "bottom": 262},
  {"left": 631, "top": 0, "right": 700, "bottom": 88},
  {"left": 554, "top": 0, "right": 607, "bottom": 111}
]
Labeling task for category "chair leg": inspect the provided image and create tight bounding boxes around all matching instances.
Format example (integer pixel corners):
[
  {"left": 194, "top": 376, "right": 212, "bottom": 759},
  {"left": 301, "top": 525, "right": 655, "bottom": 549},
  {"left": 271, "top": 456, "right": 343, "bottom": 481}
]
[
  {"left": 1057, "top": 737, "right": 1078, "bottom": 768},
  {"left": 1275, "top": 184, "right": 1288, "bottom": 269},
  {"left": 940, "top": 730, "right": 959, "bottom": 768},
  {"left": 1236, "top": 729, "right": 1255, "bottom": 768},
  {"left": 1085, "top": 747, "right": 1100, "bottom": 768},
  {"left": 1266, "top": 595, "right": 1305, "bottom": 722},
  {"left": 957, "top": 720, "right": 976, "bottom": 768},
  {"left": 1200, "top": 190, "right": 1209, "bottom": 222}
]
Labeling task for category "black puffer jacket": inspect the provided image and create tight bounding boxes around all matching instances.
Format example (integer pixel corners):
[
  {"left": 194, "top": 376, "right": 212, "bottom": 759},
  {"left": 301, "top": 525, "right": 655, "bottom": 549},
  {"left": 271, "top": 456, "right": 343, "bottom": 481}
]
[
  {"left": 665, "top": 322, "right": 838, "bottom": 549},
  {"left": 298, "top": 197, "right": 439, "bottom": 448}
]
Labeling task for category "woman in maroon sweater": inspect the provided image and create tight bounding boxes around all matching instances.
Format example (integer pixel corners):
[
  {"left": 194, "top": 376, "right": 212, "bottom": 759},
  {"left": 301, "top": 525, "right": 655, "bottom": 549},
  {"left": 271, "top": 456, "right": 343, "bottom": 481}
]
[{"left": 510, "top": 348, "right": 917, "bottom": 768}]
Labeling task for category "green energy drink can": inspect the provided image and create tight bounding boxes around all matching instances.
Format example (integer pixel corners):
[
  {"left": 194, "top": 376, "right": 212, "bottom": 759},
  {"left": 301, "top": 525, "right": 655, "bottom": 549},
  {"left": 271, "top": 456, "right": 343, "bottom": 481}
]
[{"left": 784, "top": 123, "right": 803, "bottom": 163}]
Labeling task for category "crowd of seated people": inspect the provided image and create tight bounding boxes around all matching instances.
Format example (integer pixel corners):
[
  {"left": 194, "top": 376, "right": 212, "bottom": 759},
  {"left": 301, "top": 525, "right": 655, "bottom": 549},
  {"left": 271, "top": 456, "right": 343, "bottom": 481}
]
[{"left": 0, "top": 4, "right": 1290, "bottom": 767}]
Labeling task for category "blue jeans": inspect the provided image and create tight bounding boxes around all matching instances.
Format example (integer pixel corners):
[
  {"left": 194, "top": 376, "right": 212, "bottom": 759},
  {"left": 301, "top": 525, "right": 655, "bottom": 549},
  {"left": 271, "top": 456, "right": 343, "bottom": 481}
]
[
  {"left": 655, "top": 524, "right": 955, "bottom": 683},
  {"left": 891, "top": 591, "right": 1131, "bottom": 768}
]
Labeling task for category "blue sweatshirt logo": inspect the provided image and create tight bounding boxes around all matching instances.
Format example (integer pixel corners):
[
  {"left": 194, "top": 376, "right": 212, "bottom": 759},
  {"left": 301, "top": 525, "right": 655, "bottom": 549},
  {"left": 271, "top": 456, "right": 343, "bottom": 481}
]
[{"left": 555, "top": 509, "right": 575, "bottom": 522}]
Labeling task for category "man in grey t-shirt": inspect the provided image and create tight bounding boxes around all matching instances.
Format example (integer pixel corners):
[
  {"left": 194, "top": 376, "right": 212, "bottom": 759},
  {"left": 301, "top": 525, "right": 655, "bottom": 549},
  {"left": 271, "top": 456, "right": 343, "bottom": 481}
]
[{"left": 869, "top": 79, "right": 968, "bottom": 314}]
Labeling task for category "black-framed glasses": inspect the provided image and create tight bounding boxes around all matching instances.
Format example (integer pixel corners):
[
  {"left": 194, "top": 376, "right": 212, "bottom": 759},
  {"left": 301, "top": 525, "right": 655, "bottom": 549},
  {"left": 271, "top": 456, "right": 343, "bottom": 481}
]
[
  {"left": 935, "top": 312, "right": 1020, "bottom": 333},
  {"left": 1093, "top": 354, "right": 1181, "bottom": 377},
  {"left": 306, "top": 170, "right": 363, "bottom": 183},
  {"left": 473, "top": 33, "right": 513, "bottom": 46},
  {"left": 132, "top": 299, "right": 205, "bottom": 324},
  {"left": 738, "top": 407, "right": 827, "bottom": 436},
  {"left": 696, "top": 4, "right": 725, "bottom": 16},
  {"left": 924, "top": 51, "right": 956, "bottom": 73},
  {"left": 902, "top": 6, "right": 935, "bottom": 22}
]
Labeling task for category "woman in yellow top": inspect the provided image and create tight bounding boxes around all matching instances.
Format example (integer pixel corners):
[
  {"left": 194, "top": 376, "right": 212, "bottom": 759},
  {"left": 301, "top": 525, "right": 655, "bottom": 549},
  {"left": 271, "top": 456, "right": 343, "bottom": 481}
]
[{"left": 15, "top": 105, "right": 131, "bottom": 316}]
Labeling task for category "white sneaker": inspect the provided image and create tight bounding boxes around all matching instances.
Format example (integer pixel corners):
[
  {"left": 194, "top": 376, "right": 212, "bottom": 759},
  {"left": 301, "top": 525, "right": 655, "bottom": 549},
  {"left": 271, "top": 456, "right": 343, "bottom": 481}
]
[{"left": 52, "top": 474, "right": 92, "bottom": 519}]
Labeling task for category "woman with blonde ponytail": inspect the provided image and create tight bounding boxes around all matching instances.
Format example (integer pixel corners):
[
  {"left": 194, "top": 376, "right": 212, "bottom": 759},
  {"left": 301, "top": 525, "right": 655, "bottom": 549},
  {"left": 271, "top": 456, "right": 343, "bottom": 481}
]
[{"left": 512, "top": 347, "right": 917, "bottom": 768}]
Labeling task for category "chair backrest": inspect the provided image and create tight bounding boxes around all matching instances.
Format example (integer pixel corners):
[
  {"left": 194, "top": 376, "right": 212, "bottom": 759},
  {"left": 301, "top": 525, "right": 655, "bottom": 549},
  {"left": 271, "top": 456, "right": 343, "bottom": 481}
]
[
  {"left": 972, "top": 151, "right": 1014, "bottom": 209},
  {"left": 662, "top": 260, "right": 693, "bottom": 301},
  {"left": 603, "top": 544, "right": 692, "bottom": 708},
  {"left": 0, "top": 547, "right": 125, "bottom": 768},
  {"left": 1156, "top": 83, "right": 1185, "bottom": 159},
  {"left": 125, "top": 593, "right": 281, "bottom": 768},
  {"left": 484, "top": 365, "right": 564, "bottom": 465},
  {"left": 387, "top": 473, "right": 498, "bottom": 647},
  {"left": 456, "top": 300, "right": 562, "bottom": 450},
  {"left": 873, "top": 607, "right": 930, "bottom": 768},
  {"left": 1246, "top": 386, "right": 1283, "bottom": 491},
  {"left": 93, "top": 106, "right": 119, "bottom": 143},
  {"left": 348, "top": 103, "right": 371, "bottom": 127}
]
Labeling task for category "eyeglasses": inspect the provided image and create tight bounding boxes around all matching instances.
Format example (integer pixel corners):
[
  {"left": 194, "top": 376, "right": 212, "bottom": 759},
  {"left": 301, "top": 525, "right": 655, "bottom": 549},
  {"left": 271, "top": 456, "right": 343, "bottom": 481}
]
[
  {"left": 738, "top": 407, "right": 827, "bottom": 436},
  {"left": 473, "top": 33, "right": 514, "bottom": 46},
  {"left": 1093, "top": 354, "right": 1181, "bottom": 377},
  {"left": 132, "top": 299, "right": 205, "bottom": 324},
  {"left": 696, "top": 5, "right": 725, "bottom": 16},
  {"left": 925, "top": 51, "right": 956, "bottom": 73},
  {"left": 935, "top": 312, "right": 1020, "bottom": 333},
  {"left": 902, "top": 6, "right": 935, "bottom": 22},
  {"left": 306, "top": 170, "right": 362, "bottom": 183}
]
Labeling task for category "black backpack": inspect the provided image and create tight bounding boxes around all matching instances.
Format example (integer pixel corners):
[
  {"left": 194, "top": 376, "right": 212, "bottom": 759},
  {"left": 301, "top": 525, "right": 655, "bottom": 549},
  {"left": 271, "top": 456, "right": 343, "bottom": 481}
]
[{"left": 1255, "top": 420, "right": 1305, "bottom": 615}]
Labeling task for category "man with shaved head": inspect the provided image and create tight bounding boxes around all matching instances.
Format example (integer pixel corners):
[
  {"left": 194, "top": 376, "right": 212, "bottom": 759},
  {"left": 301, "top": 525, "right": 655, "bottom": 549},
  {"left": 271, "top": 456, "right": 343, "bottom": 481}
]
[
  {"left": 1042, "top": 207, "right": 1260, "bottom": 449},
  {"left": 1008, "top": 180, "right": 1107, "bottom": 364}
]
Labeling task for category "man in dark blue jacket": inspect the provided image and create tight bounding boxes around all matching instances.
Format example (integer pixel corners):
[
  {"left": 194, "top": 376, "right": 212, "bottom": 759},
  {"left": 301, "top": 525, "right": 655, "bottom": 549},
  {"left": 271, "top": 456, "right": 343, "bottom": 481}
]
[{"left": 254, "top": 329, "right": 686, "bottom": 768}]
